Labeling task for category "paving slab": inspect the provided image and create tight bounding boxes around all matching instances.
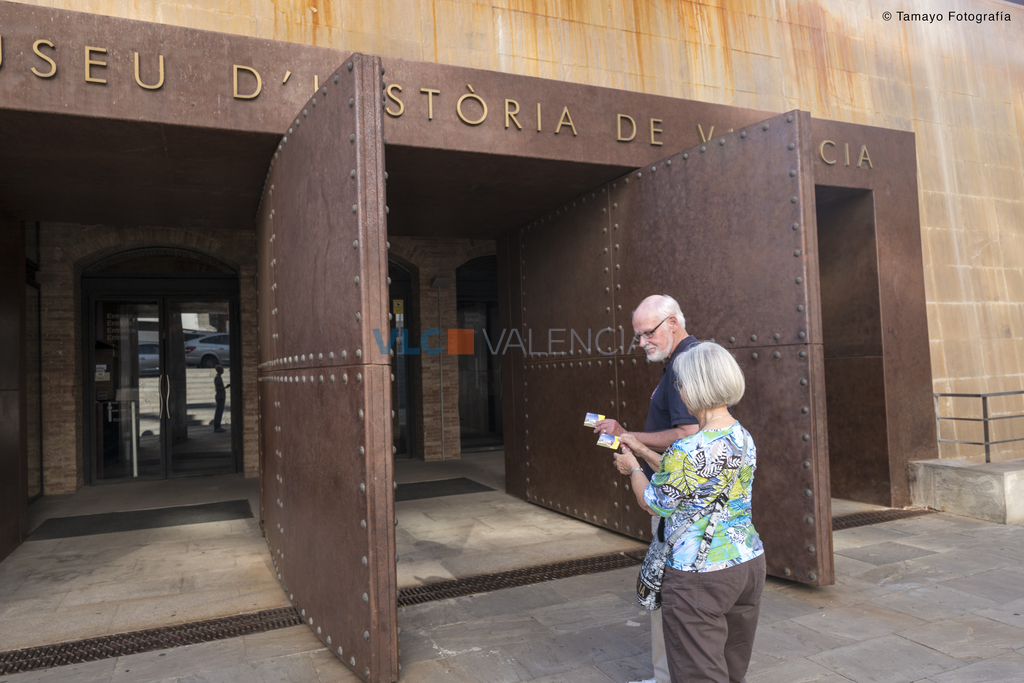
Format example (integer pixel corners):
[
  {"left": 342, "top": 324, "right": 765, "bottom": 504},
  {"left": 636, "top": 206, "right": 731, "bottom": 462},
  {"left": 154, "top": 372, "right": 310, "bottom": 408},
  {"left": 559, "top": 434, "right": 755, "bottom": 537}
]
[
  {"left": 940, "top": 568, "right": 1024, "bottom": 602},
  {"left": 807, "top": 634, "right": 962, "bottom": 683},
  {"left": 921, "top": 651, "right": 1024, "bottom": 683},
  {"left": 835, "top": 541, "right": 939, "bottom": 566},
  {"left": 897, "top": 614, "right": 1024, "bottom": 662}
]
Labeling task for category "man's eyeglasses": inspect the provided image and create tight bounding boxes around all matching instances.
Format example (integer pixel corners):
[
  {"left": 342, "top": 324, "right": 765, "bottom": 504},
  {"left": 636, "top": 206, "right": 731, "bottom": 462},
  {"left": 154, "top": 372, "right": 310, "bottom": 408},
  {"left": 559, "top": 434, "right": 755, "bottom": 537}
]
[{"left": 632, "top": 317, "right": 669, "bottom": 346}]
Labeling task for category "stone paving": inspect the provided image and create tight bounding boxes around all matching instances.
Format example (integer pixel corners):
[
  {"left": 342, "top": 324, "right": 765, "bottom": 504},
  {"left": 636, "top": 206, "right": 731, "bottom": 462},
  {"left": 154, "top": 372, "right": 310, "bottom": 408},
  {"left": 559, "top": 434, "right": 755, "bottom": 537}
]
[{"left": 3, "top": 509, "right": 1023, "bottom": 682}]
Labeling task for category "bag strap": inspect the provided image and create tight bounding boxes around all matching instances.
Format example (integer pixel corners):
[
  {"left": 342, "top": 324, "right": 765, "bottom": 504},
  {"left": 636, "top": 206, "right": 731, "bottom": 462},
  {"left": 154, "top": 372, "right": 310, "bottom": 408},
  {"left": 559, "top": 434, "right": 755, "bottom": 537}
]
[{"left": 661, "top": 428, "right": 751, "bottom": 559}]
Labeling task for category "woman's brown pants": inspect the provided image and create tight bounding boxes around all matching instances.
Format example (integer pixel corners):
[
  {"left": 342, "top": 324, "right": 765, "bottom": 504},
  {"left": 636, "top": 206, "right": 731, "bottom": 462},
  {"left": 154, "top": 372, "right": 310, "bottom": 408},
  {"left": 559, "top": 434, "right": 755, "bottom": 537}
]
[{"left": 660, "top": 554, "right": 766, "bottom": 682}]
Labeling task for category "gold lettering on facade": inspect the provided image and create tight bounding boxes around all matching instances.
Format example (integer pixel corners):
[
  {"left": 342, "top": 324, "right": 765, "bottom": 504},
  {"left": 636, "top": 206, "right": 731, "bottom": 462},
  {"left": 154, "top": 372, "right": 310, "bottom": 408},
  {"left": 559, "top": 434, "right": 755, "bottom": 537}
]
[
  {"left": 649, "top": 118, "right": 663, "bottom": 146},
  {"left": 505, "top": 99, "right": 521, "bottom": 130},
  {"left": 697, "top": 124, "right": 714, "bottom": 143},
  {"left": 314, "top": 75, "right": 319, "bottom": 92},
  {"left": 536, "top": 102, "right": 541, "bottom": 132},
  {"left": 420, "top": 88, "right": 440, "bottom": 120},
  {"left": 456, "top": 85, "right": 487, "bottom": 125},
  {"left": 233, "top": 64, "right": 262, "bottom": 99},
  {"left": 555, "top": 106, "right": 576, "bottom": 136},
  {"left": 31, "top": 39, "right": 57, "bottom": 79},
  {"left": 385, "top": 84, "right": 404, "bottom": 117},
  {"left": 282, "top": 70, "right": 291, "bottom": 84},
  {"left": 857, "top": 145, "right": 872, "bottom": 168},
  {"left": 133, "top": 52, "right": 165, "bottom": 90},
  {"left": 617, "top": 114, "right": 636, "bottom": 142},
  {"left": 85, "top": 46, "right": 107, "bottom": 84},
  {"left": 819, "top": 140, "right": 836, "bottom": 165},
  {"left": 845, "top": 143, "right": 850, "bottom": 166}
]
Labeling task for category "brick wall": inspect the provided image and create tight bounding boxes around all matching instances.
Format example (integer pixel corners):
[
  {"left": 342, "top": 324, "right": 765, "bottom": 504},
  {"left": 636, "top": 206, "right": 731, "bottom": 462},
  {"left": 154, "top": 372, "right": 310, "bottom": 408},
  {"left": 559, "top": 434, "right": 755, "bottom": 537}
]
[
  {"left": 389, "top": 237, "right": 495, "bottom": 461},
  {"left": 37, "top": 223, "right": 259, "bottom": 494}
]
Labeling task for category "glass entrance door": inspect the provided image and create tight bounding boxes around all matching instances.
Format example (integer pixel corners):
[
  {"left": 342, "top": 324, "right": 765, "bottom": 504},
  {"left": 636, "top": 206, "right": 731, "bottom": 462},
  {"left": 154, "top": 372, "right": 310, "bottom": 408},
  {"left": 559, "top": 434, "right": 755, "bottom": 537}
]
[
  {"left": 166, "top": 300, "right": 235, "bottom": 476},
  {"left": 92, "top": 300, "right": 164, "bottom": 480},
  {"left": 88, "top": 296, "right": 239, "bottom": 482}
]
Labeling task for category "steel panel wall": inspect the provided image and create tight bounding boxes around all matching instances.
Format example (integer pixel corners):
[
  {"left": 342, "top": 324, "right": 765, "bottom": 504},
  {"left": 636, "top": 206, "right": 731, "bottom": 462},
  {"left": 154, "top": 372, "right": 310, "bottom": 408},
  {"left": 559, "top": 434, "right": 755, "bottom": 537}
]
[{"left": 507, "top": 111, "right": 834, "bottom": 586}]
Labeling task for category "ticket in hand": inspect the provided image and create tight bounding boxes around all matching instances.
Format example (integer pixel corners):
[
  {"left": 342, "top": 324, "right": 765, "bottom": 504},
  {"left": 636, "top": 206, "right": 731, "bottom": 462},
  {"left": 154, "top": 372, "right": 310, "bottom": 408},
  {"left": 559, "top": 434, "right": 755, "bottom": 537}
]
[
  {"left": 584, "top": 412, "right": 605, "bottom": 427},
  {"left": 596, "top": 433, "right": 621, "bottom": 449}
]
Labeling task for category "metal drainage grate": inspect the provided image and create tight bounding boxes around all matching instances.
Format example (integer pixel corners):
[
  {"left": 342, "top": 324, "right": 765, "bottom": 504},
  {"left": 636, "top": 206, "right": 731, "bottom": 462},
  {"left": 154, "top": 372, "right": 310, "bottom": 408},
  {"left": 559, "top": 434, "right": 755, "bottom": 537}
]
[
  {"left": 398, "top": 549, "right": 648, "bottom": 607},
  {"left": 833, "top": 508, "right": 936, "bottom": 531},
  {"left": 0, "top": 606, "right": 301, "bottom": 676}
]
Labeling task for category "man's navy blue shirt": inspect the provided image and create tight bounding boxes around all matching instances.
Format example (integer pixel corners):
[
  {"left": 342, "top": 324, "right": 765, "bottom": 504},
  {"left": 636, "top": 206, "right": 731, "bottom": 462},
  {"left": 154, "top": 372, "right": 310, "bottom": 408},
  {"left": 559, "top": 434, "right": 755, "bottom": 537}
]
[{"left": 640, "top": 334, "right": 700, "bottom": 477}]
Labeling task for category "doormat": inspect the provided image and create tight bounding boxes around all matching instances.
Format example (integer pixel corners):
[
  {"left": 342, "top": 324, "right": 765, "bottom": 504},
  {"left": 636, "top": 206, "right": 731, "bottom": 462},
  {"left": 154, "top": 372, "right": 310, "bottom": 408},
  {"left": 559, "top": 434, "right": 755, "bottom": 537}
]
[
  {"left": 395, "top": 477, "right": 494, "bottom": 502},
  {"left": 0, "top": 606, "right": 300, "bottom": 676},
  {"left": 28, "top": 499, "right": 254, "bottom": 541}
]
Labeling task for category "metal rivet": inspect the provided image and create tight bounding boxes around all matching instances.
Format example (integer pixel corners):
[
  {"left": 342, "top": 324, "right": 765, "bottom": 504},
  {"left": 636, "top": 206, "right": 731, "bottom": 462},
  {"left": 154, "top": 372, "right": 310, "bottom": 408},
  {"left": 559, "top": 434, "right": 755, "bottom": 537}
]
[
  {"left": 794, "top": 250, "right": 801, "bottom": 257},
  {"left": 334, "top": 74, "right": 339, "bottom": 83},
  {"left": 350, "top": 657, "right": 355, "bottom": 666},
  {"left": 808, "top": 572, "right": 817, "bottom": 581},
  {"left": 740, "top": 131, "right": 747, "bottom": 138},
  {"left": 763, "top": 124, "right": 769, "bottom": 131},
  {"left": 798, "top": 331, "right": 806, "bottom": 339},
  {"left": 787, "top": 115, "right": 794, "bottom": 123},
  {"left": 358, "top": 408, "right": 363, "bottom": 418},
  {"left": 360, "top": 520, "right": 366, "bottom": 529},
  {"left": 751, "top": 352, "right": 758, "bottom": 360},
  {"left": 796, "top": 277, "right": 803, "bottom": 284},
  {"left": 806, "top": 516, "right": 814, "bottom": 524},
  {"left": 773, "top": 352, "right": 781, "bottom": 359},
  {"left": 783, "top": 567, "right": 792, "bottom": 575},
  {"left": 682, "top": 153, "right": 688, "bottom": 159},
  {"left": 349, "top": 97, "right": 354, "bottom": 107},
  {"left": 803, "top": 461, "right": 811, "bottom": 469},
  {"left": 800, "top": 378, "right": 808, "bottom": 386},
  {"left": 802, "top": 434, "right": 810, "bottom": 441},
  {"left": 788, "top": 143, "right": 795, "bottom": 150},
  {"left": 807, "top": 545, "right": 816, "bottom": 553},
  {"left": 350, "top": 134, "right": 355, "bottom": 143},
  {"left": 356, "top": 349, "right": 362, "bottom": 358},
  {"left": 303, "top": 109, "right": 307, "bottom": 117},
  {"left": 774, "top": 333, "right": 781, "bottom": 340},
  {"left": 719, "top": 139, "right": 725, "bottom": 146},
  {"left": 804, "top": 489, "right": 813, "bottom": 497},
  {"left": 666, "top": 159, "right": 672, "bottom": 165},
  {"left": 792, "top": 222, "right": 799, "bottom": 230},
  {"left": 750, "top": 334, "right": 757, "bottom": 341},
  {"left": 355, "top": 312, "right": 361, "bottom": 321},
  {"left": 791, "top": 197, "right": 798, "bottom": 203},
  {"left": 798, "top": 305, "right": 805, "bottom": 312},
  {"left": 700, "top": 146, "right": 706, "bottom": 153},
  {"left": 729, "top": 337, "right": 735, "bottom": 343},
  {"left": 347, "top": 62, "right": 353, "bottom": 71},
  {"left": 790, "top": 170, "right": 797, "bottom": 177},
  {"left": 802, "top": 407, "right": 809, "bottom": 414},
  {"left": 330, "top": 374, "right": 335, "bottom": 382},
  {"left": 799, "top": 350, "right": 807, "bottom": 358}
]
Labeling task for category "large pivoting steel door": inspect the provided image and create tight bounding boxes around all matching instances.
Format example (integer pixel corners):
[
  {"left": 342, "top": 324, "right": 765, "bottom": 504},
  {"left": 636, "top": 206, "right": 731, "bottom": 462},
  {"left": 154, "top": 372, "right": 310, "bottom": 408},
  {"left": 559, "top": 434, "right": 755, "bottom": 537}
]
[
  {"left": 256, "top": 55, "right": 397, "bottom": 681},
  {"left": 500, "top": 111, "right": 833, "bottom": 586}
]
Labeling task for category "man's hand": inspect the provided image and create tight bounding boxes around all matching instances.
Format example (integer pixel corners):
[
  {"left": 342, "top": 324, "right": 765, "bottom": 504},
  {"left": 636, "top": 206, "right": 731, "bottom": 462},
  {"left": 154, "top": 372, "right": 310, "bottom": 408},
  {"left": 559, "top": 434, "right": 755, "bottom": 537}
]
[
  {"left": 619, "top": 432, "right": 643, "bottom": 452},
  {"left": 594, "top": 418, "right": 625, "bottom": 436}
]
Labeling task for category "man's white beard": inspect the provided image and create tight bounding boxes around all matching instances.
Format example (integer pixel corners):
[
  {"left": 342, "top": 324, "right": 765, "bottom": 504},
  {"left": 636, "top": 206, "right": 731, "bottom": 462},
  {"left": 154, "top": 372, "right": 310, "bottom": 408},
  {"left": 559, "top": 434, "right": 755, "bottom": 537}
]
[{"left": 647, "top": 345, "right": 670, "bottom": 363}]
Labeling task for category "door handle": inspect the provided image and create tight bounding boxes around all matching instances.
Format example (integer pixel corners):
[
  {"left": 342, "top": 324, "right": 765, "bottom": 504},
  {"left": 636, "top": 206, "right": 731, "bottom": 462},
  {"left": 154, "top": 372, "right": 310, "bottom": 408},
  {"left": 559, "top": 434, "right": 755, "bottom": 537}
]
[
  {"left": 163, "top": 374, "right": 172, "bottom": 420},
  {"left": 158, "top": 374, "right": 164, "bottom": 420}
]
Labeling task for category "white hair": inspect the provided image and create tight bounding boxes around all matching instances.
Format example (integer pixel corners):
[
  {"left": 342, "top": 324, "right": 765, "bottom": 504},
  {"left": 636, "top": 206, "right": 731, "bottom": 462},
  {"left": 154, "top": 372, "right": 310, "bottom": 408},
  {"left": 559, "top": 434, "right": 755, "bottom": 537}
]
[
  {"left": 636, "top": 294, "right": 686, "bottom": 330},
  {"left": 672, "top": 341, "right": 745, "bottom": 413}
]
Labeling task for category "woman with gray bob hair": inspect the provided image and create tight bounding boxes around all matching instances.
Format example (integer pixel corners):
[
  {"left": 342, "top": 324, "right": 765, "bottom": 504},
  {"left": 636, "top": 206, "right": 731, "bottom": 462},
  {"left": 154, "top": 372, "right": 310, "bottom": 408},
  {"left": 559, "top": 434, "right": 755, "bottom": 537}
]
[{"left": 615, "top": 341, "right": 765, "bottom": 683}]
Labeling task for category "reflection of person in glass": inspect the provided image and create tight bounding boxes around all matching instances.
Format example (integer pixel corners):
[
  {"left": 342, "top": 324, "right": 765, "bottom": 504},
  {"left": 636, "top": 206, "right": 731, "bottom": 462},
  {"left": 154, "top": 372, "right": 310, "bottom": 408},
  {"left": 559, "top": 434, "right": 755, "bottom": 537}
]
[{"left": 213, "top": 365, "right": 229, "bottom": 433}]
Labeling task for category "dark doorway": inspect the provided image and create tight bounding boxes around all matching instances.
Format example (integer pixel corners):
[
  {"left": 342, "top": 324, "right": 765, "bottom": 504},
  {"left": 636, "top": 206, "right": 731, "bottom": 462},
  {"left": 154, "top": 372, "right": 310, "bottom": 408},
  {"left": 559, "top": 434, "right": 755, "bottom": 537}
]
[
  {"left": 456, "top": 256, "right": 503, "bottom": 453},
  {"left": 389, "top": 262, "right": 416, "bottom": 459},
  {"left": 82, "top": 249, "right": 241, "bottom": 483},
  {"left": 815, "top": 187, "right": 890, "bottom": 506}
]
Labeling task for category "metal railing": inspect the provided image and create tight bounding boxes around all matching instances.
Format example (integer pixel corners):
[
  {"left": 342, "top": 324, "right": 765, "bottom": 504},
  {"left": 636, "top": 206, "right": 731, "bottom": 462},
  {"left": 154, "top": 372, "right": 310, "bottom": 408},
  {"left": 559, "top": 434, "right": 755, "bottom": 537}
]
[{"left": 933, "top": 390, "right": 1024, "bottom": 463}]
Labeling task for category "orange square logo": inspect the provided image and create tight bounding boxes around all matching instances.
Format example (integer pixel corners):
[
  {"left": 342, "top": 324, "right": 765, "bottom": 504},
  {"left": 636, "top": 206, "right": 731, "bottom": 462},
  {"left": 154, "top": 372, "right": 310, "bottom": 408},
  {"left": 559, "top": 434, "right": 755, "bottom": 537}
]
[{"left": 448, "top": 329, "right": 474, "bottom": 355}]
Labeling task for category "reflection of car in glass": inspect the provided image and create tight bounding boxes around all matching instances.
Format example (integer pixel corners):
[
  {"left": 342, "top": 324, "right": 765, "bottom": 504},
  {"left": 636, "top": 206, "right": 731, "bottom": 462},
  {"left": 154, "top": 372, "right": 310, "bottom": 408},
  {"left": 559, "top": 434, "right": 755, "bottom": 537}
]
[
  {"left": 184, "top": 334, "right": 231, "bottom": 368},
  {"left": 138, "top": 343, "right": 160, "bottom": 376}
]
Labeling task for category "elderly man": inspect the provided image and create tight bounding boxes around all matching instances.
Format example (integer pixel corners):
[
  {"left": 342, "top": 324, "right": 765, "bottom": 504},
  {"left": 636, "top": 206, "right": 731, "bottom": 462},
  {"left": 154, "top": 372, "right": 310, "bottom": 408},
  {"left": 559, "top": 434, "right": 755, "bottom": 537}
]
[{"left": 594, "top": 294, "right": 699, "bottom": 683}]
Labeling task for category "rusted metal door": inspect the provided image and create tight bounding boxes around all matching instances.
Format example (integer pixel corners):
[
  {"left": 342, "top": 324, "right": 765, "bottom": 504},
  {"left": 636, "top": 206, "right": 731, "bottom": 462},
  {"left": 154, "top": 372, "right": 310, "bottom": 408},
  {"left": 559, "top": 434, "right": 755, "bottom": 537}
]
[
  {"left": 256, "top": 55, "right": 397, "bottom": 681},
  {"left": 501, "top": 111, "right": 833, "bottom": 586}
]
